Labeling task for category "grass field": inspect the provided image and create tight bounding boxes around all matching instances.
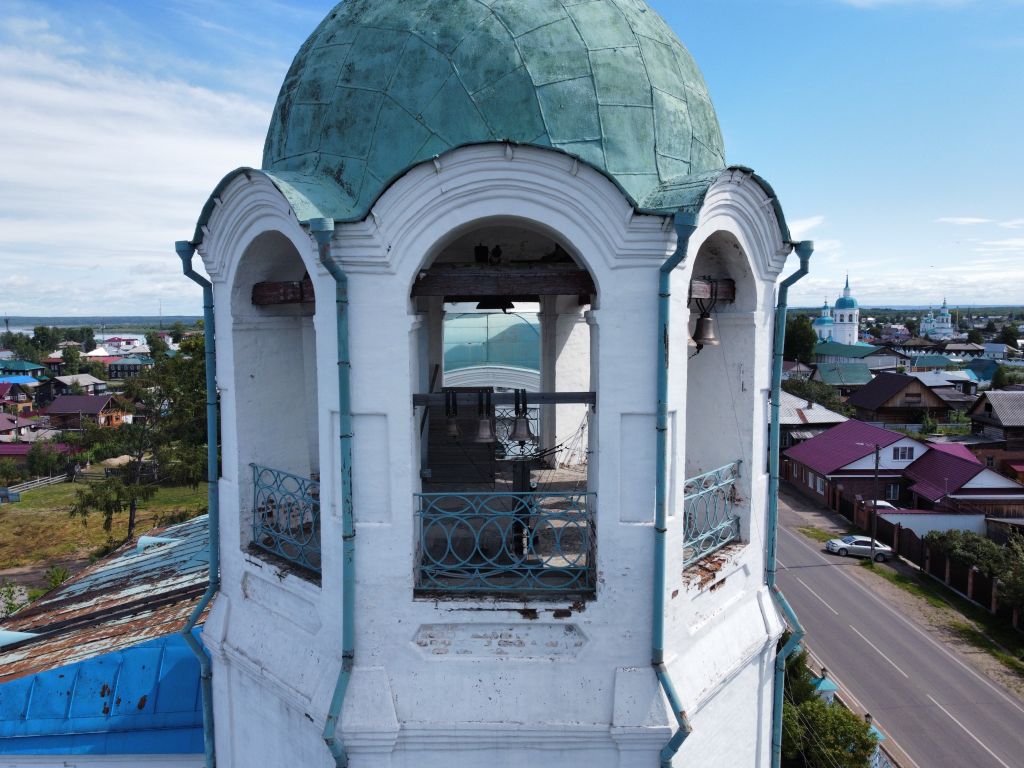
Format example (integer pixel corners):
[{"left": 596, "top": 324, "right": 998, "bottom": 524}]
[{"left": 0, "top": 481, "right": 208, "bottom": 569}]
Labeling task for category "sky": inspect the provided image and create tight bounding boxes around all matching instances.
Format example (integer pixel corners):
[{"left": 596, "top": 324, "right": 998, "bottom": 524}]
[{"left": 1, "top": 0, "right": 1021, "bottom": 316}]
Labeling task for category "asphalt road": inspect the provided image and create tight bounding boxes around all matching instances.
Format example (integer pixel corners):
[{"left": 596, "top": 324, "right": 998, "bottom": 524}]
[{"left": 777, "top": 494, "right": 1024, "bottom": 768}]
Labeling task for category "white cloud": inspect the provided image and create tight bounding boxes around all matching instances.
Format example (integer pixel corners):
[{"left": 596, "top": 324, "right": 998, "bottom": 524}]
[
  {"left": 0, "top": 11, "right": 269, "bottom": 315},
  {"left": 838, "top": 0, "right": 973, "bottom": 7},
  {"left": 789, "top": 215, "right": 826, "bottom": 239},
  {"left": 999, "top": 218, "right": 1024, "bottom": 229},
  {"left": 934, "top": 216, "right": 992, "bottom": 225}
]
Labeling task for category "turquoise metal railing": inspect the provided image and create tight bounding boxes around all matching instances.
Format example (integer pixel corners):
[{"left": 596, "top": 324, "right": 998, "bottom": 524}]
[
  {"left": 251, "top": 464, "right": 321, "bottom": 573},
  {"left": 682, "top": 461, "right": 742, "bottom": 567},
  {"left": 415, "top": 491, "right": 595, "bottom": 594}
]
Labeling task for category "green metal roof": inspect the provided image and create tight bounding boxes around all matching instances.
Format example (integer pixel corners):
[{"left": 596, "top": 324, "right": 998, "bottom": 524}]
[
  {"left": 261, "top": 0, "right": 725, "bottom": 222},
  {"left": 814, "top": 363, "right": 873, "bottom": 387},
  {"left": 814, "top": 342, "right": 880, "bottom": 360}
]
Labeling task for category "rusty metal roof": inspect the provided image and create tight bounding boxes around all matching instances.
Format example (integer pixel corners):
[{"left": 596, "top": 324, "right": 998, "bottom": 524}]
[{"left": 0, "top": 515, "right": 209, "bottom": 682}]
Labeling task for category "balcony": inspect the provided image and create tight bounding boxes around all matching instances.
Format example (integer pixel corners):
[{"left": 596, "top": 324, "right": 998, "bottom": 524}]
[
  {"left": 682, "top": 461, "right": 742, "bottom": 567},
  {"left": 415, "top": 490, "right": 595, "bottom": 596},
  {"left": 251, "top": 464, "right": 321, "bottom": 574}
]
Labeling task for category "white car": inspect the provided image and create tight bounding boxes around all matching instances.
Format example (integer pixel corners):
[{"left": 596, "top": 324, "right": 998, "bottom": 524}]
[{"left": 825, "top": 535, "right": 893, "bottom": 562}]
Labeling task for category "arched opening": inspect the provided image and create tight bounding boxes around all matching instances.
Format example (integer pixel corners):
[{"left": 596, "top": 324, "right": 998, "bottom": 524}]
[
  {"left": 682, "top": 230, "right": 756, "bottom": 567},
  {"left": 409, "top": 221, "right": 597, "bottom": 596},
  {"left": 231, "top": 230, "right": 321, "bottom": 574}
]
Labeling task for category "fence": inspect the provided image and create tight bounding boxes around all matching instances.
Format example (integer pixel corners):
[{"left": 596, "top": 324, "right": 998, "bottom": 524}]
[
  {"left": 7, "top": 474, "right": 67, "bottom": 493},
  {"left": 414, "top": 490, "right": 595, "bottom": 595},
  {"left": 682, "top": 461, "right": 742, "bottom": 568},
  {"left": 251, "top": 464, "right": 321, "bottom": 574}
]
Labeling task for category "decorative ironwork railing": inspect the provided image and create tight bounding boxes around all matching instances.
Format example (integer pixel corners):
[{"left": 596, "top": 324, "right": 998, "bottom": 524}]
[
  {"left": 251, "top": 464, "right": 321, "bottom": 574},
  {"left": 682, "top": 461, "right": 742, "bottom": 567},
  {"left": 494, "top": 406, "right": 541, "bottom": 458},
  {"left": 415, "top": 491, "right": 595, "bottom": 594}
]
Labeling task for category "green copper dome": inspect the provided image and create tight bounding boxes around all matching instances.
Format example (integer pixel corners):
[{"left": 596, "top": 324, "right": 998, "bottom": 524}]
[{"left": 262, "top": 0, "right": 725, "bottom": 221}]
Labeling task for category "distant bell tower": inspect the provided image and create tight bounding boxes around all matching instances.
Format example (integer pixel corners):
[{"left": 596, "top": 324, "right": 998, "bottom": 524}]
[{"left": 832, "top": 275, "right": 859, "bottom": 345}]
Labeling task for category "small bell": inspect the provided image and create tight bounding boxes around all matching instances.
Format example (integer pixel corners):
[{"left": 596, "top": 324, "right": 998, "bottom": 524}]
[
  {"left": 691, "top": 313, "right": 720, "bottom": 347},
  {"left": 446, "top": 416, "right": 460, "bottom": 439},
  {"left": 475, "top": 416, "right": 496, "bottom": 442},
  {"left": 509, "top": 415, "right": 534, "bottom": 443},
  {"left": 445, "top": 391, "right": 459, "bottom": 439}
]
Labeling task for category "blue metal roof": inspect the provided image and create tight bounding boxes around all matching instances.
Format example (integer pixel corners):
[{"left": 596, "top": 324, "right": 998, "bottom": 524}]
[
  {"left": 0, "top": 632, "right": 204, "bottom": 755},
  {"left": 0, "top": 375, "right": 39, "bottom": 386}
]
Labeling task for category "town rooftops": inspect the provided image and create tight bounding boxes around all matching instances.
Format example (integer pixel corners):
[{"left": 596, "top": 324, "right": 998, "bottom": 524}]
[
  {"left": 0, "top": 376, "right": 39, "bottom": 386},
  {"left": 969, "top": 391, "right": 1024, "bottom": 427},
  {"left": 904, "top": 448, "right": 985, "bottom": 502},
  {"left": 814, "top": 341, "right": 880, "bottom": 359},
  {"left": 54, "top": 373, "right": 106, "bottom": 387},
  {"left": 784, "top": 419, "right": 903, "bottom": 476},
  {"left": 45, "top": 394, "right": 116, "bottom": 416},
  {"left": 846, "top": 372, "right": 920, "bottom": 411},
  {"left": 0, "top": 516, "right": 209, "bottom": 755},
  {"left": 778, "top": 390, "right": 848, "bottom": 426},
  {"left": 111, "top": 355, "right": 155, "bottom": 366},
  {"left": 0, "top": 442, "right": 72, "bottom": 458},
  {"left": 814, "top": 362, "right": 873, "bottom": 387},
  {"left": 926, "top": 441, "right": 980, "bottom": 464},
  {"left": 0, "top": 413, "right": 36, "bottom": 432},
  {"left": 0, "top": 360, "right": 45, "bottom": 373},
  {"left": 911, "top": 354, "right": 952, "bottom": 368}
]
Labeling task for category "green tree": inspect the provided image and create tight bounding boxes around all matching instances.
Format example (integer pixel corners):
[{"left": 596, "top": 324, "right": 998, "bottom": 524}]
[
  {"left": 992, "top": 365, "right": 1010, "bottom": 389},
  {"left": 986, "top": 319, "right": 997, "bottom": 332},
  {"left": 997, "top": 325, "right": 1020, "bottom": 350},
  {"left": 26, "top": 441, "right": 67, "bottom": 478},
  {"left": 905, "top": 318, "right": 920, "bottom": 337},
  {"left": 999, "top": 533, "right": 1024, "bottom": 611},
  {"left": 68, "top": 335, "right": 207, "bottom": 539},
  {"left": 169, "top": 321, "right": 186, "bottom": 344},
  {"left": 785, "top": 316, "right": 819, "bottom": 364},
  {"left": 0, "top": 458, "right": 22, "bottom": 485},
  {"left": 145, "top": 331, "right": 170, "bottom": 360},
  {"left": 62, "top": 346, "right": 82, "bottom": 375},
  {"left": 967, "top": 329, "right": 984, "bottom": 344},
  {"left": 782, "top": 378, "right": 853, "bottom": 416}
]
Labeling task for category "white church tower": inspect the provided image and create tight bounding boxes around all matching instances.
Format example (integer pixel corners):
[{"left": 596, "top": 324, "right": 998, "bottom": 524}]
[
  {"left": 832, "top": 275, "right": 860, "bottom": 345},
  {"left": 179, "top": 2, "right": 810, "bottom": 766},
  {"left": 812, "top": 301, "right": 835, "bottom": 342}
]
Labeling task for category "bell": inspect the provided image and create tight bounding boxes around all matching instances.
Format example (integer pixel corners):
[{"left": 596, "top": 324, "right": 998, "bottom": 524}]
[
  {"left": 509, "top": 414, "right": 534, "bottom": 443},
  {"left": 474, "top": 416, "right": 496, "bottom": 443},
  {"left": 691, "top": 313, "right": 720, "bottom": 347},
  {"left": 446, "top": 416, "right": 460, "bottom": 439}
]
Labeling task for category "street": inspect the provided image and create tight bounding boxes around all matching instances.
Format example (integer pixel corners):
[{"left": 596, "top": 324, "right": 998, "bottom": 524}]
[{"left": 777, "top": 492, "right": 1024, "bottom": 768}]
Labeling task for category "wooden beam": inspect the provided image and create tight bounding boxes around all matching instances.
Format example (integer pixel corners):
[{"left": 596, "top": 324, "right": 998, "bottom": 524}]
[
  {"left": 411, "top": 264, "right": 596, "bottom": 297},
  {"left": 688, "top": 278, "right": 736, "bottom": 303},
  {"left": 251, "top": 276, "right": 315, "bottom": 305},
  {"left": 413, "top": 391, "right": 596, "bottom": 407}
]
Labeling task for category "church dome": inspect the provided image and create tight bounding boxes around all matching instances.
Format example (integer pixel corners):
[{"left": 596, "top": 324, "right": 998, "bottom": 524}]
[
  {"left": 262, "top": 0, "right": 725, "bottom": 220},
  {"left": 834, "top": 296, "right": 858, "bottom": 310}
]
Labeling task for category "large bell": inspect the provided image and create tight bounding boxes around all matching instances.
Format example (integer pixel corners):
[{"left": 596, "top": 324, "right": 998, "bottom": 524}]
[
  {"left": 691, "top": 314, "right": 720, "bottom": 347},
  {"left": 474, "top": 416, "right": 496, "bottom": 443},
  {"left": 446, "top": 416, "right": 460, "bottom": 439},
  {"left": 509, "top": 414, "right": 534, "bottom": 443}
]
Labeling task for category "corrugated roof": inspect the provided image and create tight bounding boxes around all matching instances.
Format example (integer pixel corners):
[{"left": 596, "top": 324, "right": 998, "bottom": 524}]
[
  {"left": 54, "top": 374, "right": 106, "bottom": 387},
  {"left": 779, "top": 391, "right": 848, "bottom": 426},
  {"left": 0, "top": 515, "right": 209, "bottom": 682},
  {"left": 814, "top": 362, "right": 873, "bottom": 386},
  {"left": 814, "top": 342, "right": 880, "bottom": 359},
  {"left": 0, "top": 360, "right": 45, "bottom": 372},
  {"left": 911, "top": 354, "right": 952, "bottom": 368},
  {"left": 0, "top": 376, "right": 39, "bottom": 386},
  {"left": 45, "top": 394, "right": 115, "bottom": 416},
  {"left": 784, "top": 419, "right": 903, "bottom": 476},
  {"left": 972, "top": 391, "right": 1024, "bottom": 427},
  {"left": 847, "top": 372, "right": 918, "bottom": 411},
  {"left": 927, "top": 442, "right": 981, "bottom": 464},
  {"left": 904, "top": 450, "right": 984, "bottom": 502}
]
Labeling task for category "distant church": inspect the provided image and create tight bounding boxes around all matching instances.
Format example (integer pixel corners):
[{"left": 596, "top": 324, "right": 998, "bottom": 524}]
[
  {"left": 920, "top": 299, "right": 956, "bottom": 340},
  {"left": 812, "top": 276, "right": 860, "bottom": 345}
]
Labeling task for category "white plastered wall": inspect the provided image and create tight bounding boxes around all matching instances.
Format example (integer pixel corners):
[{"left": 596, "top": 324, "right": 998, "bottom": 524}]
[{"left": 193, "top": 150, "right": 793, "bottom": 767}]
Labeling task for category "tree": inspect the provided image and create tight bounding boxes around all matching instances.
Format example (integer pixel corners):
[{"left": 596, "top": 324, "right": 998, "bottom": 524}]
[
  {"left": 68, "top": 334, "right": 208, "bottom": 539},
  {"left": 966, "top": 329, "right": 984, "bottom": 344},
  {"left": 145, "top": 331, "right": 170, "bottom": 360},
  {"left": 997, "top": 325, "right": 1020, "bottom": 350},
  {"left": 26, "top": 441, "right": 67, "bottom": 478},
  {"left": 0, "top": 459, "right": 22, "bottom": 486},
  {"left": 905, "top": 318, "right": 920, "bottom": 337},
  {"left": 785, "top": 316, "right": 818, "bottom": 364},
  {"left": 782, "top": 378, "right": 853, "bottom": 416},
  {"left": 986, "top": 319, "right": 997, "bottom": 332},
  {"left": 62, "top": 346, "right": 81, "bottom": 375},
  {"left": 169, "top": 321, "right": 187, "bottom": 344},
  {"left": 992, "top": 365, "right": 1010, "bottom": 390}
]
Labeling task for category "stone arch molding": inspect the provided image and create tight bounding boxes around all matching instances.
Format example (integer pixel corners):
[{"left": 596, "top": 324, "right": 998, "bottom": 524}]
[
  {"left": 197, "top": 172, "right": 325, "bottom": 287},
  {"left": 685, "top": 168, "right": 793, "bottom": 287},
  {"left": 329, "top": 144, "right": 677, "bottom": 296}
]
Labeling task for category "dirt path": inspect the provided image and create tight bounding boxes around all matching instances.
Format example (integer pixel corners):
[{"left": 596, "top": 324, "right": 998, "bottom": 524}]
[
  {"left": 0, "top": 552, "right": 92, "bottom": 590},
  {"left": 779, "top": 486, "right": 1024, "bottom": 700}
]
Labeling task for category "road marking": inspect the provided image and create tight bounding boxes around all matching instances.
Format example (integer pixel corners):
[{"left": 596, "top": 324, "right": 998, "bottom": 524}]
[
  {"left": 848, "top": 625, "right": 909, "bottom": 678},
  {"left": 927, "top": 694, "right": 1013, "bottom": 768},
  {"left": 780, "top": 526, "right": 1024, "bottom": 717},
  {"left": 778, "top": 558, "right": 789, "bottom": 570},
  {"left": 796, "top": 576, "right": 839, "bottom": 615}
]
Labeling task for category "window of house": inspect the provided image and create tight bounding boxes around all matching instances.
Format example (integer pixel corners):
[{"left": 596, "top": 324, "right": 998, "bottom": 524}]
[
  {"left": 904, "top": 393, "right": 921, "bottom": 403},
  {"left": 808, "top": 471, "right": 816, "bottom": 489},
  {"left": 886, "top": 483, "right": 900, "bottom": 500},
  {"left": 986, "top": 456, "right": 995, "bottom": 468},
  {"left": 892, "top": 446, "right": 915, "bottom": 461},
  {"left": 816, "top": 476, "right": 825, "bottom": 494}
]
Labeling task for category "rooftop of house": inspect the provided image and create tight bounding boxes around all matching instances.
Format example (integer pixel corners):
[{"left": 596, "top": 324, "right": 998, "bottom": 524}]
[
  {"left": 969, "top": 391, "right": 1024, "bottom": 427},
  {"left": 908, "top": 370, "right": 977, "bottom": 389},
  {"left": 54, "top": 374, "right": 106, "bottom": 387},
  {"left": 45, "top": 394, "right": 116, "bottom": 416},
  {"left": 0, "top": 376, "right": 39, "bottom": 387},
  {"left": 778, "top": 390, "right": 848, "bottom": 427},
  {"left": 111, "top": 356, "right": 155, "bottom": 366},
  {"left": 784, "top": 419, "right": 904, "bottom": 476},
  {"left": 814, "top": 341, "right": 881, "bottom": 359},
  {"left": 904, "top": 448, "right": 986, "bottom": 502},
  {"left": 847, "top": 372, "right": 929, "bottom": 411},
  {"left": 925, "top": 441, "right": 981, "bottom": 464},
  {"left": 0, "top": 412, "right": 37, "bottom": 432},
  {"left": 814, "top": 362, "right": 873, "bottom": 387},
  {"left": 0, "top": 360, "right": 45, "bottom": 372},
  {"left": 0, "top": 442, "right": 71, "bottom": 458},
  {"left": 0, "top": 516, "right": 209, "bottom": 755},
  {"left": 911, "top": 354, "right": 953, "bottom": 368}
]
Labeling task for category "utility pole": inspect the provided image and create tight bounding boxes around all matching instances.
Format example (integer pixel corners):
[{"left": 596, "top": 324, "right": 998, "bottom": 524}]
[{"left": 871, "top": 443, "right": 880, "bottom": 562}]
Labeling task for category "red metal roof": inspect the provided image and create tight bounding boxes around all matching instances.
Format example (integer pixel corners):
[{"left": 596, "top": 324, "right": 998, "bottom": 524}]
[
  {"left": 926, "top": 442, "right": 980, "bottom": 464},
  {"left": 45, "top": 394, "right": 115, "bottom": 415},
  {"left": 904, "top": 449, "right": 985, "bottom": 502},
  {"left": 783, "top": 419, "right": 903, "bottom": 476},
  {"left": 0, "top": 443, "right": 72, "bottom": 457}
]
